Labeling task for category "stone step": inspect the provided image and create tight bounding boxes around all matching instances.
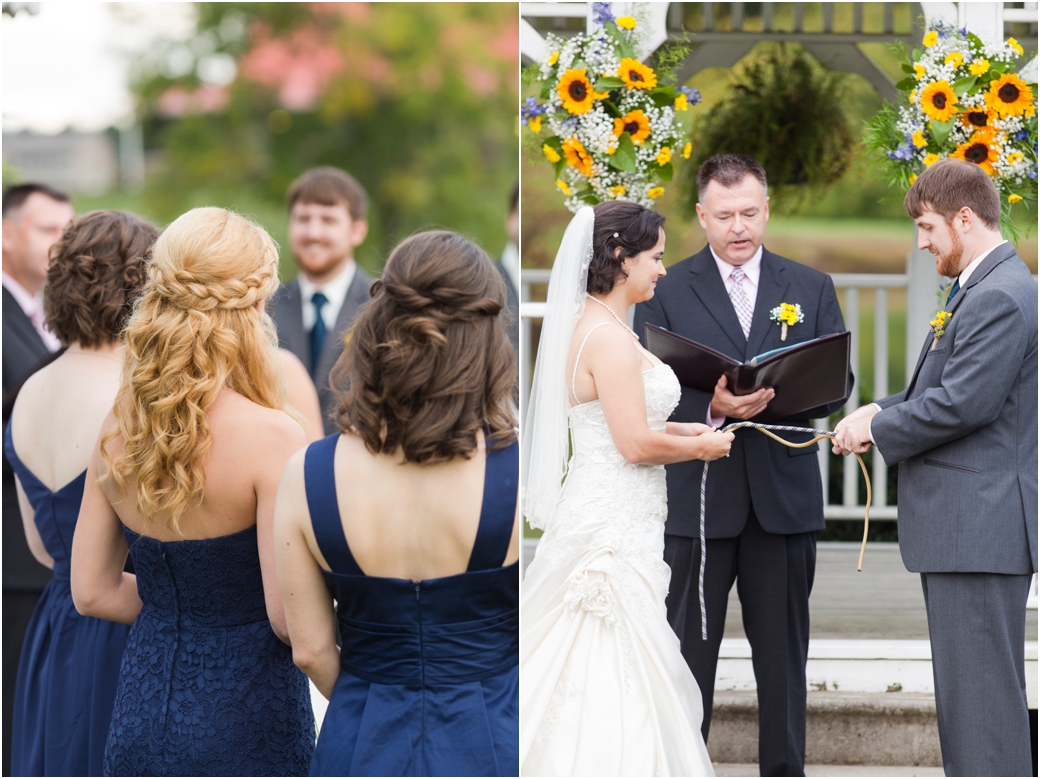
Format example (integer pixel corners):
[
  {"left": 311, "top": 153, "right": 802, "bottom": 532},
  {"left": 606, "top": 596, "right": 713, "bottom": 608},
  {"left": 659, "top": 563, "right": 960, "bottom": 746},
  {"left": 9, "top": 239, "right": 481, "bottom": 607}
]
[
  {"left": 709, "top": 691, "right": 942, "bottom": 767},
  {"left": 714, "top": 763, "right": 945, "bottom": 776}
]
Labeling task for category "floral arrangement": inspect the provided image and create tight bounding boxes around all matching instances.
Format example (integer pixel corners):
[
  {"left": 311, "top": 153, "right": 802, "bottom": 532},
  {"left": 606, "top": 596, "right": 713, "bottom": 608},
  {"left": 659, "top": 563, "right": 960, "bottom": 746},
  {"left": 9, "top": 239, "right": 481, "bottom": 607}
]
[
  {"left": 521, "top": 3, "right": 700, "bottom": 212},
  {"left": 866, "top": 23, "right": 1037, "bottom": 237},
  {"left": 769, "top": 302, "right": 804, "bottom": 341}
]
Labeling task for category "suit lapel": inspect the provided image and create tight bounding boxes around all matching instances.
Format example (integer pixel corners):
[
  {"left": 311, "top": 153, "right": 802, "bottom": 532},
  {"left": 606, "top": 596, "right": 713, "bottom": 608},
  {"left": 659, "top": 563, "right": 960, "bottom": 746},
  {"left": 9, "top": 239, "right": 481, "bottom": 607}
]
[
  {"left": 744, "top": 251, "right": 789, "bottom": 360},
  {"left": 316, "top": 268, "right": 372, "bottom": 384},
  {"left": 279, "top": 281, "right": 309, "bottom": 362},
  {"left": 905, "top": 242, "right": 1015, "bottom": 392},
  {"left": 688, "top": 248, "right": 747, "bottom": 355}
]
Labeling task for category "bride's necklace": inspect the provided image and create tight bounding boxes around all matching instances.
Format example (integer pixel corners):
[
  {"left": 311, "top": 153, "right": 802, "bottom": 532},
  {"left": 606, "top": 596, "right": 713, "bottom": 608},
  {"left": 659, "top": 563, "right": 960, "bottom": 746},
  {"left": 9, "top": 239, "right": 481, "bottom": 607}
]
[{"left": 586, "top": 294, "right": 638, "bottom": 340}]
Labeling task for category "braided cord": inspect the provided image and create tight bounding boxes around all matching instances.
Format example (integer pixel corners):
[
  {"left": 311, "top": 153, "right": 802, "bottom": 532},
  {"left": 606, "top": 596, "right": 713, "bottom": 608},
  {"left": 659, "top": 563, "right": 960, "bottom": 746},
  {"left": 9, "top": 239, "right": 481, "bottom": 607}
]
[{"left": 697, "top": 422, "right": 872, "bottom": 641}]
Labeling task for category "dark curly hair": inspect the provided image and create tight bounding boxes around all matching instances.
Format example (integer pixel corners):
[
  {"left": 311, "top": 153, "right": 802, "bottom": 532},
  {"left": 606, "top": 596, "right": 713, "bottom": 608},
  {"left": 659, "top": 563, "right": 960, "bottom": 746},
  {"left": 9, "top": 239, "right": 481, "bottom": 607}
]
[
  {"left": 332, "top": 230, "right": 517, "bottom": 463},
  {"left": 44, "top": 210, "right": 160, "bottom": 348},
  {"left": 588, "top": 201, "right": 666, "bottom": 294}
]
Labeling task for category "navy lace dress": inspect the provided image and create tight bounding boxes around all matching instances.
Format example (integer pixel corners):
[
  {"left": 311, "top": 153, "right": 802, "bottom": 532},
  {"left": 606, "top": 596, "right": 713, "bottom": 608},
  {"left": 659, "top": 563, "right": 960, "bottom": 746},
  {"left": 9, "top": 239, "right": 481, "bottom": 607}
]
[
  {"left": 103, "top": 520, "right": 315, "bottom": 775},
  {"left": 304, "top": 434, "right": 519, "bottom": 776},
  {"left": 4, "top": 424, "right": 131, "bottom": 777}
]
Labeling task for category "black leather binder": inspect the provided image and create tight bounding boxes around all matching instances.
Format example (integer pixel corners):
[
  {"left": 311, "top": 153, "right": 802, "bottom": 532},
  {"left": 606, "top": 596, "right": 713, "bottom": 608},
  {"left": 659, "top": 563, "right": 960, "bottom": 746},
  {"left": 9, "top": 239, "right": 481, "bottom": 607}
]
[{"left": 644, "top": 324, "right": 851, "bottom": 423}]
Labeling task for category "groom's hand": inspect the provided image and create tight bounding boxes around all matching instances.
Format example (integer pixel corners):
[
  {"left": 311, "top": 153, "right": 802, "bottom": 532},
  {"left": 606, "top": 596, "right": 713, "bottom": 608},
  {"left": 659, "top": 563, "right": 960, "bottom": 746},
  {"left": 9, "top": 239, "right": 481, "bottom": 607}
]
[
  {"left": 709, "top": 375, "right": 774, "bottom": 421},
  {"left": 832, "top": 405, "right": 877, "bottom": 455}
]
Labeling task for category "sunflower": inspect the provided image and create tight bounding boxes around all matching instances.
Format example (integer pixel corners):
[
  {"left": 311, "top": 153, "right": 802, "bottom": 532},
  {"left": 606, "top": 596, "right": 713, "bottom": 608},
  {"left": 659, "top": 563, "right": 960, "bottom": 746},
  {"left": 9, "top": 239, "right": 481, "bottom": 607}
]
[
  {"left": 613, "top": 110, "right": 651, "bottom": 144},
  {"left": 985, "top": 73, "right": 1035, "bottom": 118},
  {"left": 562, "top": 136, "right": 594, "bottom": 177},
  {"left": 959, "top": 107, "right": 994, "bottom": 129},
  {"left": 618, "top": 58, "right": 657, "bottom": 90},
  {"left": 951, "top": 131, "right": 1000, "bottom": 175},
  {"left": 558, "top": 68, "right": 605, "bottom": 115},
  {"left": 920, "top": 81, "right": 958, "bottom": 122}
]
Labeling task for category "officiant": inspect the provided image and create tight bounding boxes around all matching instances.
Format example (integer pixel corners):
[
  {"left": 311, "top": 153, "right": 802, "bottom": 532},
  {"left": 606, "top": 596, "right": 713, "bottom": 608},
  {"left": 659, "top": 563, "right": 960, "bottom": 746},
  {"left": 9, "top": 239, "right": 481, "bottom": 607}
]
[{"left": 635, "top": 154, "right": 852, "bottom": 777}]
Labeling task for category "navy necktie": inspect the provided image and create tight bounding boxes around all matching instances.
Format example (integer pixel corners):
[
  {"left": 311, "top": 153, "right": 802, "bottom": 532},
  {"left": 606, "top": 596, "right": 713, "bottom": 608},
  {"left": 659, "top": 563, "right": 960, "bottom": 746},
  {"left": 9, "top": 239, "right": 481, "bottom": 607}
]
[
  {"left": 310, "top": 291, "right": 329, "bottom": 373},
  {"left": 945, "top": 279, "right": 960, "bottom": 306}
]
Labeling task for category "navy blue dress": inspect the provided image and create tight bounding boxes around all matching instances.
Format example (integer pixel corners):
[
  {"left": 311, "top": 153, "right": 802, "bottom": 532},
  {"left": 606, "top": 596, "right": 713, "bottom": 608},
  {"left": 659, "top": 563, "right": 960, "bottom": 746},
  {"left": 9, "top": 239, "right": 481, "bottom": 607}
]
[
  {"left": 305, "top": 434, "right": 519, "bottom": 777},
  {"left": 4, "top": 423, "right": 131, "bottom": 777},
  {"left": 103, "top": 523, "right": 315, "bottom": 775}
]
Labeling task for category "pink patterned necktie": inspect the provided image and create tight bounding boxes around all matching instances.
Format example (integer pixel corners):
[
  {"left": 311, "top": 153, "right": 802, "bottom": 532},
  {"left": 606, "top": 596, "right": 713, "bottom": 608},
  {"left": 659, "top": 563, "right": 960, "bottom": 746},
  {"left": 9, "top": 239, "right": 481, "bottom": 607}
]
[{"left": 728, "top": 266, "right": 753, "bottom": 340}]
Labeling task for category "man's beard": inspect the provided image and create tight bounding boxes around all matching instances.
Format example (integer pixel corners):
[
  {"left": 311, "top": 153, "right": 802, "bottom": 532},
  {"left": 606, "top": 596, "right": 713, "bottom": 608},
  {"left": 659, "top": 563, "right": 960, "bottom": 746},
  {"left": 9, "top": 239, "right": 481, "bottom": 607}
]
[{"left": 934, "top": 224, "right": 964, "bottom": 279}]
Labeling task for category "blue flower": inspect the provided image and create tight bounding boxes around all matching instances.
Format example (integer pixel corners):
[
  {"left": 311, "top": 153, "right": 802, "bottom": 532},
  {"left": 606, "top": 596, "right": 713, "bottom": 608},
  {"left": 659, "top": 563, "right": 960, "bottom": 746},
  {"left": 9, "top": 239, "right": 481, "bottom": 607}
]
[
  {"left": 887, "top": 143, "right": 915, "bottom": 161},
  {"left": 521, "top": 96, "right": 545, "bottom": 121},
  {"left": 680, "top": 86, "right": 703, "bottom": 105},
  {"left": 1014, "top": 129, "right": 1029, "bottom": 141},
  {"left": 592, "top": 2, "right": 615, "bottom": 25}
]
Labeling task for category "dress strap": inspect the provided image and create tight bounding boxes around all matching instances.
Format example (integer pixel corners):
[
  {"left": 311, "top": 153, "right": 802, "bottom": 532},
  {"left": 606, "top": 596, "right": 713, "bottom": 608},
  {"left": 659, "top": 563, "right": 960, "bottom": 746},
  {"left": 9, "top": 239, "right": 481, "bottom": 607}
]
[
  {"left": 4, "top": 420, "right": 46, "bottom": 497},
  {"left": 303, "top": 434, "right": 364, "bottom": 576},
  {"left": 571, "top": 321, "right": 612, "bottom": 405},
  {"left": 466, "top": 437, "right": 519, "bottom": 572}
]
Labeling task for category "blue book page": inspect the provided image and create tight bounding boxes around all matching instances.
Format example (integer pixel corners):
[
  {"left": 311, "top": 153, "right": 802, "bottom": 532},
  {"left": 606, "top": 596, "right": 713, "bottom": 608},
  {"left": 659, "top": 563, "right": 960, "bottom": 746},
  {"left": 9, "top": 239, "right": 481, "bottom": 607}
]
[{"left": 747, "top": 341, "right": 801, "bottom": 366}]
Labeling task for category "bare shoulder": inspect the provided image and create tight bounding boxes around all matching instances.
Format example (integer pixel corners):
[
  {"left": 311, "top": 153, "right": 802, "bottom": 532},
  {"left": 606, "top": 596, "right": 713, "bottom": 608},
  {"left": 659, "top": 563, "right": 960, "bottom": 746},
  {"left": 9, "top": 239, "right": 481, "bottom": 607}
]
[
  {"left": 213, "top": 391, "right": 307, "bottom": 452},
  {"left": 277, "top": 348, "right": 310, "bottom": 383},
  {"left": 583, "top": 322, "right": 641, "bottom": 366}
]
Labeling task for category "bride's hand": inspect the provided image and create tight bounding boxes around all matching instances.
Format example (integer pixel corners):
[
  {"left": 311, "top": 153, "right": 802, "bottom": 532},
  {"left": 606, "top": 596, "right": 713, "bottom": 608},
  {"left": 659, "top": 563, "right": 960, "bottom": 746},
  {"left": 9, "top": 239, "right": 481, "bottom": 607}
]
[{"left": 697, "top": 430, "right": 734, "bottom": 461}]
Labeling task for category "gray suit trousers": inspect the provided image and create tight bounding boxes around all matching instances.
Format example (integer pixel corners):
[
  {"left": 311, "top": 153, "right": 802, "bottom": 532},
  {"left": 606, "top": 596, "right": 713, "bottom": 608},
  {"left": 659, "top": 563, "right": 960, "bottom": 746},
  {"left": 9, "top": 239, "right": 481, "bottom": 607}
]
[{"left": 920, "top": 572, "right": 1032, "bottom": 777}]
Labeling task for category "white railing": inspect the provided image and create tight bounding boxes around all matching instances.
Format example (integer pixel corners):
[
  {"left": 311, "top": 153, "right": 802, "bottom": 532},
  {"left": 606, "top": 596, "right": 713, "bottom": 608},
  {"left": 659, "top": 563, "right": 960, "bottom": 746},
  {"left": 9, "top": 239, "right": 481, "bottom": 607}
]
[{"left": 520, "top": 269, "right": 903, "bottom": 522}]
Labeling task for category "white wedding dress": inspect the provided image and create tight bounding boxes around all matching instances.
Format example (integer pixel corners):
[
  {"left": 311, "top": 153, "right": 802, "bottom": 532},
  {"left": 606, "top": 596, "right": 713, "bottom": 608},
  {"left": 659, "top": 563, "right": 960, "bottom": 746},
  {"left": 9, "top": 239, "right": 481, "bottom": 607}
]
[{"left": 520, "top": 341, "right": 715, "bottom": 776}]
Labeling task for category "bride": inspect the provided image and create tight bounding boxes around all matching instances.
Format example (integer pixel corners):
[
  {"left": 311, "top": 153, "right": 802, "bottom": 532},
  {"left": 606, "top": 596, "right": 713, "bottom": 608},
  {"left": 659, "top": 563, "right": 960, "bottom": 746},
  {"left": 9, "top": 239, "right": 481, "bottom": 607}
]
[{"left": 520, "top": 202, "right": 733, "bottom": 776}]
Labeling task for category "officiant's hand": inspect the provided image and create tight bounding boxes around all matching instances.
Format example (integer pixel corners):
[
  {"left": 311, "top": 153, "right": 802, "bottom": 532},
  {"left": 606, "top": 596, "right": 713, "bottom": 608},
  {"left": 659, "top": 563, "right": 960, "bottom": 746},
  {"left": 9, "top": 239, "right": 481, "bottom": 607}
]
[{"left": 709, "top": 375, "right": 774, "bottom": 421}]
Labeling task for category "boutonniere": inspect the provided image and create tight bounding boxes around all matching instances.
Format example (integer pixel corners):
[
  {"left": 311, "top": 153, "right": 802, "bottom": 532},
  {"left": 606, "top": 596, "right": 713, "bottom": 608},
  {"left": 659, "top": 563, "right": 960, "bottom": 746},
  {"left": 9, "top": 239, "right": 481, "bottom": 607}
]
[
  {"left": 769, "top": 302, "right": 804, "bottom": 342},
  {"left": 930, "top": 310, "right": 952, "bottom": 347}
]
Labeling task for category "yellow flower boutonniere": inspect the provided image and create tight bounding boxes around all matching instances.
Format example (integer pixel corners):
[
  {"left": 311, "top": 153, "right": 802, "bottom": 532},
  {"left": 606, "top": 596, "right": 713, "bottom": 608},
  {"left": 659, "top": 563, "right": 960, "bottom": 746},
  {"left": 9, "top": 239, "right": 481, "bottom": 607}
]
[
  {"left": 769, "top": 302, "right": 804, "bottom": 341},
  {"left": 930, "top": 310, "right": 952, "bottom": 342}
]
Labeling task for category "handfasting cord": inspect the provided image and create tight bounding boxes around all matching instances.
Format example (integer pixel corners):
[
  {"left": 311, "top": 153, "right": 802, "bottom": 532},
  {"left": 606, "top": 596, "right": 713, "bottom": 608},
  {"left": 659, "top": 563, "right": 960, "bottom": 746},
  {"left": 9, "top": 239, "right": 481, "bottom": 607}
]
[{"left": 697, "top": 422, "right": 872, "bottom": 641}]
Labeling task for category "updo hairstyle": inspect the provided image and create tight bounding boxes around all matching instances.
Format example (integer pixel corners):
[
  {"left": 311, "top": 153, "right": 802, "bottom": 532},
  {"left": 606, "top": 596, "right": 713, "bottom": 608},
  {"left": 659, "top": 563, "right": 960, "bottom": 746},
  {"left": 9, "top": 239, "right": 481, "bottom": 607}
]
[
  {"left": 588, "top": 200, "right": 666, "bottom": 294},
  {"left": 103, "top": 207, "right": 289, "bottom": 532},
  {"left": 334, "top": 230, "right": 517, "bottom": 463},
  {"left": 44, "top": 210, "right": 159, "bottom": 348}
]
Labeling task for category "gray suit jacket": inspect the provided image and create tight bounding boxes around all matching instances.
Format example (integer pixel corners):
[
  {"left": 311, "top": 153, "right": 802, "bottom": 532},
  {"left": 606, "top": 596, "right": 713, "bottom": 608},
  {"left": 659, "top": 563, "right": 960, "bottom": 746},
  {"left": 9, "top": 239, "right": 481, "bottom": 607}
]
[
  {"left": 269, "top": 267, "right": 373, "bottom": 436},
  {"left": 871, "top": 242, "right": 1038, "bottom": 574}
]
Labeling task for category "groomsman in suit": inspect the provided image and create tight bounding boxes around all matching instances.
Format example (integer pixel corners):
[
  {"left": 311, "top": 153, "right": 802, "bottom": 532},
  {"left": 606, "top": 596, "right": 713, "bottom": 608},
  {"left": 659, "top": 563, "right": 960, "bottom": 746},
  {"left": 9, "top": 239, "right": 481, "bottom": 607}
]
[
  {"left": 834, "top": 159, "right": 1036, "bottom": 777},
  {"left": 2, "top": 183, "right": 73, "bottom": 775},
  {"left": 634, "top": 154, "right": 850, "bottom": 776},
  {"left": 269, "top": 167, "right": 372, "bottom": 435},
  {"left": 497, "top": 186, "right": 520, "bottom": 367}
]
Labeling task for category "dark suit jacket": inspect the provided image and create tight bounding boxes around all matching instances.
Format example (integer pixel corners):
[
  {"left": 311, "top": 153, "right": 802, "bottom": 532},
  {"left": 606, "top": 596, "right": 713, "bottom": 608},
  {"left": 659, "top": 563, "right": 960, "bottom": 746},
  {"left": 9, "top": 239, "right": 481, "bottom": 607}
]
[
  {"left": 872, "top": 242, "right": 1037, "bottom": 574},
  {"left": 634, "top": 246, "right": 851, "bottom": 539},
  {"left": 3, "top": 285, "right": 54, "bottom": 591},
  {"left": 269, "top": 267, "right": 373, "bottom": 436}
]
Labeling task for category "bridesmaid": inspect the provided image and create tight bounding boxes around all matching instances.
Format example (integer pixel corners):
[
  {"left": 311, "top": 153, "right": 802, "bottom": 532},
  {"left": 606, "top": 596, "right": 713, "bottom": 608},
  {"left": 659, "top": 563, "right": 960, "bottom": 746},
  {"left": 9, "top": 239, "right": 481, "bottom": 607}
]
[
  {"left": 71, "top": 207, "right": 315, "bottom": 776},
  {"left": 274, "top": 231, "right": 520, "bottom": 776},
  {"left": 5, "top": 210, "right": 158, "bottom": 776}
]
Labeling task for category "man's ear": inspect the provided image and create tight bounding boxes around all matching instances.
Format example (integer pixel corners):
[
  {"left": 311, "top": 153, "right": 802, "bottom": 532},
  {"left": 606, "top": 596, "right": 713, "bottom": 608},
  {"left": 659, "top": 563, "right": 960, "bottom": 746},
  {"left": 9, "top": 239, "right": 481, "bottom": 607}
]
[
  {"left": 350, "top": 218, "right": 369, "bottom": 247},
  {"left": 694, "top": 202, "right": 708, "bottom": 230}
]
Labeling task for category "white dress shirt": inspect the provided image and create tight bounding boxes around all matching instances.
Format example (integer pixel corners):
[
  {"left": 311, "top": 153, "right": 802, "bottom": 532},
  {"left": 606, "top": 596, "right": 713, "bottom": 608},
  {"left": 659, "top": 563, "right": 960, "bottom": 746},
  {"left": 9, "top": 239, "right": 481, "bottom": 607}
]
[
  {"left": 706, "top": 244, "right": 765, "bottom": 426},
  {"left": 867, "top": 240, "right": 1005, "bottom": 442},
  {"left": 296, "top": 260, "right": 356, "bottom": 334},
  {"left": 2, "top": 271, "right": 61, "bottom": 352}
]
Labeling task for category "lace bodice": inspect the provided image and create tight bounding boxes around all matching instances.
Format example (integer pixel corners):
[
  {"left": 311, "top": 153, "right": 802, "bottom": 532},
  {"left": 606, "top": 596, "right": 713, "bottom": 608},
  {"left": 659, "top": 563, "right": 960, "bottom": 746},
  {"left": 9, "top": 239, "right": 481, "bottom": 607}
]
[{"left": 567, "top": 363, "right": 681, "bottom": 468}]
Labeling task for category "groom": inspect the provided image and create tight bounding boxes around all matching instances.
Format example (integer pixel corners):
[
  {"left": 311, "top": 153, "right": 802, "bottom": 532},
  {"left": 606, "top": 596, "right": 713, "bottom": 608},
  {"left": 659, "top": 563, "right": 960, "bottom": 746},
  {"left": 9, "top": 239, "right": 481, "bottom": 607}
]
[
  {"left": 635, "top": 154, "right": 850, "bottom": 776},
  {"left": 833, "top": 159, "right": 1036, "bottom": 777}
]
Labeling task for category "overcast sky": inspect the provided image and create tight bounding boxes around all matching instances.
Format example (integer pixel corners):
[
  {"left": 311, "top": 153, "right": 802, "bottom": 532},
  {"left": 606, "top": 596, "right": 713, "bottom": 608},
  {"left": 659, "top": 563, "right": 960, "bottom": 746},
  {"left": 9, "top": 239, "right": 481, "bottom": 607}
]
[{"left": 3, "top": 2, "right": 195, "bottom": 134}]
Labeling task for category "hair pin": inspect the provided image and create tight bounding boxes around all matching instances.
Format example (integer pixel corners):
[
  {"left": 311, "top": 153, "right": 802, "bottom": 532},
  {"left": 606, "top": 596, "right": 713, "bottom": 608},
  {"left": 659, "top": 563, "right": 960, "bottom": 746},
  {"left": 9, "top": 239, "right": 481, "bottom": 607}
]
[{"left": 613, "top": 232, "right": 619, "bottom": 238}]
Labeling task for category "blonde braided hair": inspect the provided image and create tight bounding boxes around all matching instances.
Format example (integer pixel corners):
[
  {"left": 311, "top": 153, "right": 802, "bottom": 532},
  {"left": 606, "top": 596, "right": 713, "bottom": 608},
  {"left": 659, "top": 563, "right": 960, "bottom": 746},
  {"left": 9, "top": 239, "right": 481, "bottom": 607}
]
[{"left": 101, "top": 207, "right": 288, "bottom": 533}]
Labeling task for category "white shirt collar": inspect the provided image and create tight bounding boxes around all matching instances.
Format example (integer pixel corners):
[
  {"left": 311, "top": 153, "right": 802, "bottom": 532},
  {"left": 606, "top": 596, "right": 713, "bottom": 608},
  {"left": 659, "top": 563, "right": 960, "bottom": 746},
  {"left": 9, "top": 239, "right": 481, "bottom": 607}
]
[
  {"left": 500, "top": 242, "right": 519, "bottom": 293},
  {"left": 2, "top": 271, "right": 38, "bottom": 317},
  {"left": 296, "top": 260, "right": 356, "bottom": 331},
  {"left": 709, "top": 244, "right": 763, "bottom": 288},
  {"left": 958, "top": 240, "right": 1005, "bottom": 288}
]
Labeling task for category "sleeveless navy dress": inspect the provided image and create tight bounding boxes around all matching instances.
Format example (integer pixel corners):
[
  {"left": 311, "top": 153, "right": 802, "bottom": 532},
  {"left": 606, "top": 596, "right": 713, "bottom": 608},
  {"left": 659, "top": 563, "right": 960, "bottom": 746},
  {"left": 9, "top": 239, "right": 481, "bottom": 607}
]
[
  {"left": 4, "top": 423, "right": 131, "bottom": 777},
  {"left": 304, "top": 434, "right": 519, "bottom": 777},
  {"left": 103, "top": 522, "right": 315, "bottom": 774}
]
